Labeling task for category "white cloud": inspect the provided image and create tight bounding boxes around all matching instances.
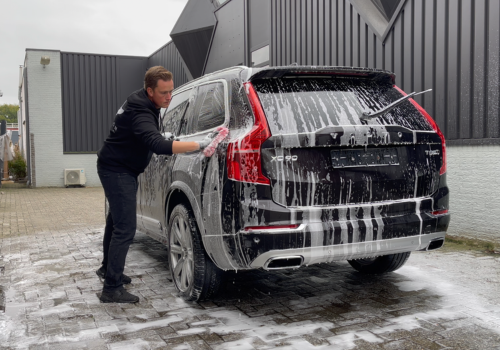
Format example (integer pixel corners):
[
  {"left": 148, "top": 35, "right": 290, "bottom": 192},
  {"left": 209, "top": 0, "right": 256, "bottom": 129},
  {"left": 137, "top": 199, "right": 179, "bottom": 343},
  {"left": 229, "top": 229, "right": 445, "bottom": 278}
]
[{"left": 0, "top": 0, "right": 189, "bottom": 104}]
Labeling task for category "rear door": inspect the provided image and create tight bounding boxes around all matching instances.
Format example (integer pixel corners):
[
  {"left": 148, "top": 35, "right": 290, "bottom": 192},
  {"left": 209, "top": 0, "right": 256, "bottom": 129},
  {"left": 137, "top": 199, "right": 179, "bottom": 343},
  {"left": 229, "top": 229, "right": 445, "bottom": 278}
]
[
  {"left": 252, "top": 76, "right": 443, "bottom": 207},
  {"left": 172, "top": 81, "right": 228, "bottom": 237},
  {"left": 136, "top": 88, "right": 193, "bottom": 238}
]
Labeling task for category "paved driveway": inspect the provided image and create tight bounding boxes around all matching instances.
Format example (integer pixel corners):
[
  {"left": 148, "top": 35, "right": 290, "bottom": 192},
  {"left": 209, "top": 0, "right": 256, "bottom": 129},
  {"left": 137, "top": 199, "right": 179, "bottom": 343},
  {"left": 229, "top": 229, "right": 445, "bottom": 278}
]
[{"left": 0, "top": 187, "right": 499, "bottom": 349}]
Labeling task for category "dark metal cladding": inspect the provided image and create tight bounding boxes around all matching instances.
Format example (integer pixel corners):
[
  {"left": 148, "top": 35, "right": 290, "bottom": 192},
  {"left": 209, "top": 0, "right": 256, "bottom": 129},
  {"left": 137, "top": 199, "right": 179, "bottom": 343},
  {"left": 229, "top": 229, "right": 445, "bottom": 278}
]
[
  {"left": 204, "top": 0, "right": 246, "bottom": 74},
  {"left": 148, "top": 41, "right": 190, "bottom": 87},
  {"left": 61, "top": 53, "right": 148, "bottom": 153},
  {"left": 270, "top": 0, "right": 500, "bottom": 143}
]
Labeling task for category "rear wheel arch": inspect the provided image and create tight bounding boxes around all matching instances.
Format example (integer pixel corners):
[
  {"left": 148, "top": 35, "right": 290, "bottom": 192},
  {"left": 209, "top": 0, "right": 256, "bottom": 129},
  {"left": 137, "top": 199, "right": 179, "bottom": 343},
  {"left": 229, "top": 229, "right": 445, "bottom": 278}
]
[
  {"left": 165, "top": 182, "right": 231, "bottom": 271},
  {"left": 166, "top": 189, "right": 191, "bottom": 225},
  {"left": 165, "top": 182, "right": 205, "bottom": 237}
]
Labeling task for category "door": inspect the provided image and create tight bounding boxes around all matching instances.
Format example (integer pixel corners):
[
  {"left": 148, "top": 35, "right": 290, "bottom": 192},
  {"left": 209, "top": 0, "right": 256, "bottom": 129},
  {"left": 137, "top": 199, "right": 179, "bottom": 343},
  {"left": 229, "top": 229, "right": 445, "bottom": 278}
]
[
  {"left": 173, "top": 81, "right": 228, "bottom": 239},
  {"left": 136, "top": 88, "right": 193, "bottom": 238}
]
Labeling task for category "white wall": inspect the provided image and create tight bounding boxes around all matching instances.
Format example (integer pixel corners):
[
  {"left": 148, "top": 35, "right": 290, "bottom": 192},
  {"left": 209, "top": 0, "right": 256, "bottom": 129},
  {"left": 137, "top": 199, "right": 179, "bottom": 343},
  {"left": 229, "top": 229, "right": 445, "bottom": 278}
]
[
  {"left": 446, "top": 144, "right": 500, "bottom": 243},
  {"left": 26, "top": 50, "right": 100, "bottom": 187}
]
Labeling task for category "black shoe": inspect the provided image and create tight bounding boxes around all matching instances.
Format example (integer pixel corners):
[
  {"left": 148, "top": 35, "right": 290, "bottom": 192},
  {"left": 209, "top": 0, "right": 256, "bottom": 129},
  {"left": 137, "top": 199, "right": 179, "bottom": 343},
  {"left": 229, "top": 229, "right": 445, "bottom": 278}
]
[
  {"left": 99, "top": 288, "right": 139, "bottom": 303},
  {"left": 96, "top": 267, "right": 132, "bottom": 284}
]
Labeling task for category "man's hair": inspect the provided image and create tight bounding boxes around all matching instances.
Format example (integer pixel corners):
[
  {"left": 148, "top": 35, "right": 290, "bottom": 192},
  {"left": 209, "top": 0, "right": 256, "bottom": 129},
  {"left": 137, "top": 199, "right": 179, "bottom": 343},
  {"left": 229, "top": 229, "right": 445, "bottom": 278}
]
[{"left": 144, "top": 66, "right": 173, "bottom": 90}]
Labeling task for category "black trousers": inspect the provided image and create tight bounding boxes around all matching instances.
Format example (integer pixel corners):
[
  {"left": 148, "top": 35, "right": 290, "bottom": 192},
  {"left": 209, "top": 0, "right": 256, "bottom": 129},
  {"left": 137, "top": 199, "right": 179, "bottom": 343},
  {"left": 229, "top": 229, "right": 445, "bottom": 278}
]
[{"left": 97, "top": 164, "right": 138, "bottom": 292}]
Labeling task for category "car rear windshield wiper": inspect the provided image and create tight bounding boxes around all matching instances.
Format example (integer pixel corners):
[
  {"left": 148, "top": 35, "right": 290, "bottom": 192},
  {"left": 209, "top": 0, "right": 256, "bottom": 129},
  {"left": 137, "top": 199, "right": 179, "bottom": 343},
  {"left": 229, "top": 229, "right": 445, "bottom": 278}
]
[{"left": 360, "top": 89, "right": 432, "bottom": 121}]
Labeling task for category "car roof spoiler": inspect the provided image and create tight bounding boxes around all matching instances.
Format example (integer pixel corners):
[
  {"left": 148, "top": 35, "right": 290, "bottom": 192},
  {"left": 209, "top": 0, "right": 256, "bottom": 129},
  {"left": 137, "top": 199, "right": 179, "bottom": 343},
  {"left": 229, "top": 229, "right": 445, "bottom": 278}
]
[{"left": 246, "top": 66, "right": 396, "bottom": 85}]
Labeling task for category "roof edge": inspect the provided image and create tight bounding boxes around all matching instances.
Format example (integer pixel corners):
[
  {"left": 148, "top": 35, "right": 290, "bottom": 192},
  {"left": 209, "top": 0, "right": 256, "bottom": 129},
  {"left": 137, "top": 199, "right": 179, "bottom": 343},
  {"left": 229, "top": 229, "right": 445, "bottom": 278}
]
[
  {"left": 170, "top": 25, "right": 215, "bottom": 38},
  {"left": 26, "top": 48, "right": 61, "bottom": 53}
]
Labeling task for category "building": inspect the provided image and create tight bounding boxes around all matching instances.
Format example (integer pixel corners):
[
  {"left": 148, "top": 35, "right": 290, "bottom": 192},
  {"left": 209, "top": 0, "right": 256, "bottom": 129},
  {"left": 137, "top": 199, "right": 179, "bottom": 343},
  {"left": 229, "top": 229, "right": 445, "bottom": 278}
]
[{"left": 18, "top": 0, "right": 499, "bottom": 242}]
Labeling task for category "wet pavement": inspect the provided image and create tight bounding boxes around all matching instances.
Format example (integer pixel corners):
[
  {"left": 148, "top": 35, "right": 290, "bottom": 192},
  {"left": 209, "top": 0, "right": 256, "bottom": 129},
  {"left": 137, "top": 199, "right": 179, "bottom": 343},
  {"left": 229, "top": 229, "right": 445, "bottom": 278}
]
[{"left": 0, "top": 187, "right": 499, "bottom": 350}]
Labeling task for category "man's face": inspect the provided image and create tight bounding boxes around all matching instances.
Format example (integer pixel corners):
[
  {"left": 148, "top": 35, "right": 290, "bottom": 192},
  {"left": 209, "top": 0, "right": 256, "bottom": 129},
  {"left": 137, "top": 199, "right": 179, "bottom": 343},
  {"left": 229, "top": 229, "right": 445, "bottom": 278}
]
[{"left": 147, "top": 79, "right": 174, "bottom": 109}]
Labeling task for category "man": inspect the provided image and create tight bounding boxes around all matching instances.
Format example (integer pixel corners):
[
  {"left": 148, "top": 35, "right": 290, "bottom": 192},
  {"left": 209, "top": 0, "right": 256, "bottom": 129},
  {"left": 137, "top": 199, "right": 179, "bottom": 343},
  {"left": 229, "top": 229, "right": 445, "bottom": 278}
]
[{"left": 96, "top": 66, "right": 212, "bottom": 303}]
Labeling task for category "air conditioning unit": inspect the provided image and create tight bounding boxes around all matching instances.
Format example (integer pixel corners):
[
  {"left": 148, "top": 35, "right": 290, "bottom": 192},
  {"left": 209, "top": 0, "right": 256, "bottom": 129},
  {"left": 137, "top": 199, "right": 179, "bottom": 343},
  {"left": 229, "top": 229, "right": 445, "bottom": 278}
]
[{"left": 64, "top": 168, "right": 86, "bottom": 187}]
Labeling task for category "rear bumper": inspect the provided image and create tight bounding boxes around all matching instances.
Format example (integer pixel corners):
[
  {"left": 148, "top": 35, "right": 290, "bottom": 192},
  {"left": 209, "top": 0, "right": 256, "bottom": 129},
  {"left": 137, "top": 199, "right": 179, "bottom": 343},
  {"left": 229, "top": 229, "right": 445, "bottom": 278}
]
[
  {"left": 218, "top": 197, "right": 450, "bottom": 269},
  {"left": 215, "top": 178, "right": 450, "bottom": 270},
  {"left": 250, "top": 231, "right": 446, "bottom": 269}
]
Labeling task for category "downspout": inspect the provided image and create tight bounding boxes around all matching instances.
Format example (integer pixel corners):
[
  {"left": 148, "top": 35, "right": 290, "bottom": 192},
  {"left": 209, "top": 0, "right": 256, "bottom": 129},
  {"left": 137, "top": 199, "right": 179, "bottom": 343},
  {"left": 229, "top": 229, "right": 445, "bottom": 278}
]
[
  {"left": 18, "top": 65, "right": 23, "bottom": 97},
  {"left": 23, "top": 65, "right": 32, "bottom": 187},
  {"left": 18, "top": 65, "right": 23, "bottom": 152}
]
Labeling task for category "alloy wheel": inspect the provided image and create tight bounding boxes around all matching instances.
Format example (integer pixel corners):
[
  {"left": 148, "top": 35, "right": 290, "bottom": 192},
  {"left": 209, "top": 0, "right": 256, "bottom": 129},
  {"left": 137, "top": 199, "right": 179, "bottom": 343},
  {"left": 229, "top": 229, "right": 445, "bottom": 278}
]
[{"left": 169, "top": 215, "right": 194, "bottom": 292}]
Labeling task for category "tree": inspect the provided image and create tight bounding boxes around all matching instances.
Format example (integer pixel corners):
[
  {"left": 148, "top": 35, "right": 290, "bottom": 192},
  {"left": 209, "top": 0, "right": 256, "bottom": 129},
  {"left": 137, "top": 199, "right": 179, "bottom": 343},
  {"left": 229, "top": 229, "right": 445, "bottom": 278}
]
[{"left": 0, "top": 104, "right": 19, "bottom": 123}]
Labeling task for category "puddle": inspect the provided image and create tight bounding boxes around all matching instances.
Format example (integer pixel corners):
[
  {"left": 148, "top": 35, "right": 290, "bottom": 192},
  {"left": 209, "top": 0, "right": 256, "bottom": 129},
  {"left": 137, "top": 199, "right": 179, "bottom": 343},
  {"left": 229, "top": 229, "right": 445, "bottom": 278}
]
[
  {"left": 53, "top": 298, "right": 68, "bottom": 306},
  {"left": 3, "top": 288, "right": 25, "bottom": 318},
  {"left": 41, "top": 264, "right": 68, "bottom": 274}
]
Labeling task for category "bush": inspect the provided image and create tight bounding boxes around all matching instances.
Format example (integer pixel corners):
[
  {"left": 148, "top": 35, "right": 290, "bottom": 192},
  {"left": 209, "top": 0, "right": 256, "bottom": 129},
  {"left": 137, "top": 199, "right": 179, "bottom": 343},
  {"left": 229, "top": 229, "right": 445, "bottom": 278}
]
[{"left": 8, "top": 151, "right": 27, "bottom": 180}]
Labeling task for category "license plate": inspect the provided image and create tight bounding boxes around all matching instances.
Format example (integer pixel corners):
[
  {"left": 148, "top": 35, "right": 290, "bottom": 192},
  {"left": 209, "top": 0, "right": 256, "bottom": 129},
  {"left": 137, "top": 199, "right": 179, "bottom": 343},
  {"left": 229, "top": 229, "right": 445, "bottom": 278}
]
[{"left": 331, "top": 148, "right": 399, "bottom": 168}]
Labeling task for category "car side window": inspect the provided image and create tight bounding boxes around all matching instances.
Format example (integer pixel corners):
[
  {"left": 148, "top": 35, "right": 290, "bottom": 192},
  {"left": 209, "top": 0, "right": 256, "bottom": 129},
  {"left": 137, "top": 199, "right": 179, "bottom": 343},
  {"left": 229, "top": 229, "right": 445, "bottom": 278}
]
[
  {"left": 192, "top": 82, "right": 226, "bottom": 133},
  {"left": 162, "top": 89, "right": 192, "bottom": 135}
]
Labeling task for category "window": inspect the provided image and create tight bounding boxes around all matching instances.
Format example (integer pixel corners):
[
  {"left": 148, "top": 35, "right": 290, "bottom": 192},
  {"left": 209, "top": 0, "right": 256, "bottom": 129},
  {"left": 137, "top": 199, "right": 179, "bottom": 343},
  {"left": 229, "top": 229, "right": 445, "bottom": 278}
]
[
  {"left": 163, "top": 89, "right": 192, "bottom": 136},
  {"left": 253, "top": 77, "right": 432, "bottom": 134},
  {"left": 192, "top": 82, "right": 226, "bottom": 133},
  {"left": 251, "top": 45, "right": 270, "bottom": 67}
]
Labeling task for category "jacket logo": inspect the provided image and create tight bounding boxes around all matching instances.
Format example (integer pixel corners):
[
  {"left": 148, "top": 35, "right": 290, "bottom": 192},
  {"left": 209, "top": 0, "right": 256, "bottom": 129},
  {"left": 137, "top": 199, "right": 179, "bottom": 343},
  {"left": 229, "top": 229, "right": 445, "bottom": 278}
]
[
  {"left": 425, "top": 150, "right": 440, "bottom": 156},
  {"left": 271, "top": 155, "right": 298, "bottom": 162}
]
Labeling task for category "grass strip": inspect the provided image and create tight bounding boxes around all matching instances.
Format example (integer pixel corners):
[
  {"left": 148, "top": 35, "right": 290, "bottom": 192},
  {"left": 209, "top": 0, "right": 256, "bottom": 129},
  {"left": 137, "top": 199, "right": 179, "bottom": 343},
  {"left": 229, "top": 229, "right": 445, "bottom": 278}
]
[{"left": 443, "top": 235, "right": 499, "bottom": 255}]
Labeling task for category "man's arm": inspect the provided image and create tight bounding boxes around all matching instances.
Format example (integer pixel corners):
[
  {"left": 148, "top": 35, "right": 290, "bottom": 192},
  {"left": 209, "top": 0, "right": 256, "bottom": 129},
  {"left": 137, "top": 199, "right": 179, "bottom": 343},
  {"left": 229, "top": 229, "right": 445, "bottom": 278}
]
[
  {"left": 132, "top": 111, "right": 211, "bottom": 155},
  {"left": 172, "top": 141, "right": 200, "bottom": 153},
  {"left": 132, "top": 110, "right": 174, "bottom": 155},
  {"left": 172, "top": 133, "right": 215, "bottom": 153}
]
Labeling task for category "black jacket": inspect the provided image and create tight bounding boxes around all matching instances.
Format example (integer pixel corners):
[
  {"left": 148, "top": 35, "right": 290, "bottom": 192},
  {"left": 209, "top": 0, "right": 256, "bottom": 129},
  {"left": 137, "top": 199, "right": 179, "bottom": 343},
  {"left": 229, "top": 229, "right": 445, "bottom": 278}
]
[{"left": 97, "top": 89, "right": 173, "bottom": 176}]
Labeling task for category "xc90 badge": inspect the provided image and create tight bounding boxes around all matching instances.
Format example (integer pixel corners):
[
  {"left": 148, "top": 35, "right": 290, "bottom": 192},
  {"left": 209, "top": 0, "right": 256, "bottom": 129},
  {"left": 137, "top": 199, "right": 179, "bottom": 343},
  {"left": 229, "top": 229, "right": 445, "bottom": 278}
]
[{"left": 271, "top": 155, "right": 298, "bottom": 162}]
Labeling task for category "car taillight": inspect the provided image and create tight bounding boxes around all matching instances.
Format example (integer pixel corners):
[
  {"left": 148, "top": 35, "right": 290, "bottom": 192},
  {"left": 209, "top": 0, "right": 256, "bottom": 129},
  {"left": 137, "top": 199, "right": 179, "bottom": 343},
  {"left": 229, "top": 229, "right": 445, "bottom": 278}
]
[
  {"left": 431, "top": 209, "right": 449, "bottom": 216},
  {"left": 244, "top": 224, "right": 300, "bottom": 231},
  {"left": 394, "top": 86, "right": 447, "bottom": 175},
  {"left": 226, "top": 82, "right": 271, "bottom": 185}
]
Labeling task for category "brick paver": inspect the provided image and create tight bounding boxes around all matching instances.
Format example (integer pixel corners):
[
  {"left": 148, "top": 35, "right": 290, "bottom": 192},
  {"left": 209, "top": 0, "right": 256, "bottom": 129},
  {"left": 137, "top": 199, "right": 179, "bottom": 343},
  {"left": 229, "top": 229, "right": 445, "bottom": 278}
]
[{"left": 1, "top": 187, "right": 499, "bottom": 349}]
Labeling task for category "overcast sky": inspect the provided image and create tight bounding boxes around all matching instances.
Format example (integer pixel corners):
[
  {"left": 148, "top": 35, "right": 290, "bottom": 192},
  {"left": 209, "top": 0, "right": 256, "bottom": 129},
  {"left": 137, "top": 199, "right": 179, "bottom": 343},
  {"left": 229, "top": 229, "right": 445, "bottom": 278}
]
[{"left": 0, "top": 0, "right": 189, "bottom": 105}]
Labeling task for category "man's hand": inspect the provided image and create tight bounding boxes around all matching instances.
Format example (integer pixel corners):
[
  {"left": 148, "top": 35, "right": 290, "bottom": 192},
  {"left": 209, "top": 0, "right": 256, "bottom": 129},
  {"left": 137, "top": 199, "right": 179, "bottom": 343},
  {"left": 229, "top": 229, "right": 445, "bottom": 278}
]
[{"left": 196, "top": 134, "right": 215, "bottom": 150}]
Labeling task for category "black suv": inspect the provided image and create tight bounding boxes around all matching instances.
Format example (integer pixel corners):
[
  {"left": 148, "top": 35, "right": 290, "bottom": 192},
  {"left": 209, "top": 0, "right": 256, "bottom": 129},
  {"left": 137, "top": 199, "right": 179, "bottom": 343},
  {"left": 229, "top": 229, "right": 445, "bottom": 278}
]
[{"left": 136, "top": 66, "right": 450, "bottom": 301}]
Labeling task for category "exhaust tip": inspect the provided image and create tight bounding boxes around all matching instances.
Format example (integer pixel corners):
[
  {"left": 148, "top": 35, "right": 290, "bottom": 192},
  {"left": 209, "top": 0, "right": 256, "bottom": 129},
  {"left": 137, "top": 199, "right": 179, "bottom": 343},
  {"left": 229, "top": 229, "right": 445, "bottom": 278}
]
[
  {"left": 427, "top": 239, "right": 444, "bottom": 251},
  {"left": 265, "top": 256, "right": 303, "bottom": 270}
]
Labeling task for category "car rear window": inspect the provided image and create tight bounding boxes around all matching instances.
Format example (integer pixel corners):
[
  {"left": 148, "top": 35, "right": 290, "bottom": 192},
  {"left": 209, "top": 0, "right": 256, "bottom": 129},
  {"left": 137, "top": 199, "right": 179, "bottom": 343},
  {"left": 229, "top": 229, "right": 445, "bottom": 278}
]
[{"left": 252, "top": 77, "right": 432, "bottom": 134}]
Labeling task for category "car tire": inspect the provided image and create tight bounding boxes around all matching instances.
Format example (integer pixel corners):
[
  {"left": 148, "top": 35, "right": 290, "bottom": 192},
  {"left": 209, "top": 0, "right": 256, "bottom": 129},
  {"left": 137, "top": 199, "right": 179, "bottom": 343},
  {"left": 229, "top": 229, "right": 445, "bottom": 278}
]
[
  {"left": 347, "top": 252, "right": 411, "bottom": 274},
  {"left": 167, "top": 203, "right": 222, "bottom": 301}
]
